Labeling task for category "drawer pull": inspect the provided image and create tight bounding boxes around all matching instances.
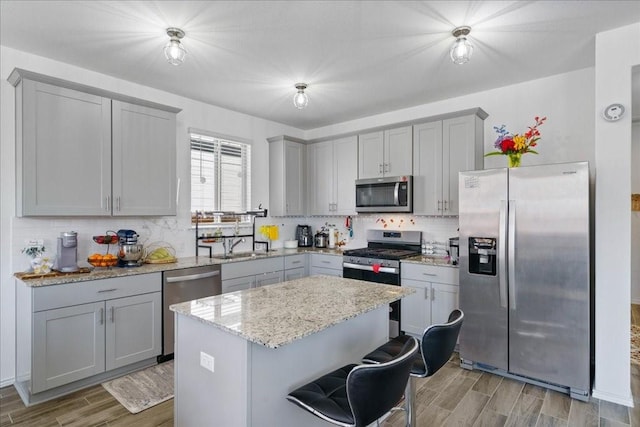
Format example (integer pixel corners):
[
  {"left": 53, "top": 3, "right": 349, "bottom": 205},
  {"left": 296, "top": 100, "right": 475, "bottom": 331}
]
[
  {"left": 321, "top": 260, "right": 331, "bottom": 264},
  {"left": 291, "top": 260, "right": 301, "bottom": 265},
  {"left": 98, "top": 288, "right": 118, "bottom": 293},
  {"left": 422, "top": 273, "right": 437, "bottom": 277}
]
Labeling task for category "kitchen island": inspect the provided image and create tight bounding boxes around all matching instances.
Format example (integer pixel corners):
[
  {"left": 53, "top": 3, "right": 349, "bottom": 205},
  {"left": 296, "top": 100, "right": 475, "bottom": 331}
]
[{"left": 170, "top": 275, "right": 413, "bottom": 427}]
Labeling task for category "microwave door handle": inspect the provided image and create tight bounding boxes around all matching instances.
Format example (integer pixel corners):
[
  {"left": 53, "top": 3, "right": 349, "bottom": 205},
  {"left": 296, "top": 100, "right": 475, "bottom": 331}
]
[{"left": 394, "top": 182, "right": 400, "bottom": 206}]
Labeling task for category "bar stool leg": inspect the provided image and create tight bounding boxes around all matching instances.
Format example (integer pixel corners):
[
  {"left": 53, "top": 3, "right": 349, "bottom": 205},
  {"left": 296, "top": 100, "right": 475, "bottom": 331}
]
[{"left": 404, "top": 377, "right": 416, "bottom": 427}]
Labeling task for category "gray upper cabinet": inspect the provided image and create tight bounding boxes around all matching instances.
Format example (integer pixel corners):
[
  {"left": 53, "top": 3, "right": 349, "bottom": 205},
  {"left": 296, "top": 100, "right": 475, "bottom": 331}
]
[
  {"left": 9, "top": 68, "right": 180, "bottom": 217},
  {"left": 413, "top": 110, "right": 486, "bottom": 216},
  {"left": 307, "top": 136, "right": 357, "bottom": 215},
  {"left": 17, "top": 80, "right": 112, "bottom": 216},
  {"left": 358, "top": 126, "right": 412, "bottom": 179},
  {"left": 112, "top": 101, "right": 176, "bottom": 216},
  {"left": 268, "top": 136, "right": 306, "bottom": 216}
]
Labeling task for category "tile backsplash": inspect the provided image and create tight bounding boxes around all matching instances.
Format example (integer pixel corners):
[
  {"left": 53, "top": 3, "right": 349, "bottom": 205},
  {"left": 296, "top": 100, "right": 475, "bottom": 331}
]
[{"left": 10, "top": 214, "right": 459, "bottom": 272}]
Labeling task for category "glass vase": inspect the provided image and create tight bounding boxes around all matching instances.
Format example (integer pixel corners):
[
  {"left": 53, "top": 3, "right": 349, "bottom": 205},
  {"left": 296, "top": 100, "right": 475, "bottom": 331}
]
[{"left": 508, "top": 153, "right": 522, "bottom": 168}]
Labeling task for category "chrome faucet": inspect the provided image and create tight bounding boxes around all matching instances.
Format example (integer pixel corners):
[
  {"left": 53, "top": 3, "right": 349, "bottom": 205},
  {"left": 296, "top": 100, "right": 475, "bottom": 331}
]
[{"left": 223, "top": 237, "right": 245, "bottom": 257}]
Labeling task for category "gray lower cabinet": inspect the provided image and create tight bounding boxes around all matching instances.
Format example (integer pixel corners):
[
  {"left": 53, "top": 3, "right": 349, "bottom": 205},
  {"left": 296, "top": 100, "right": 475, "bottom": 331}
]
[
  {"left": 105, "top": 293, "right": 162, "bottom": 370},
  {"left": 309, "top": 253, "right": 343, "bottom": 277},
  {"left": 17, "top": 273, "right": 162, "bottom": 401},
  {"left": 400, "top": 263, "right": 459, "bottom": 338},
  {"left": 221, "top": 254, "right": 309, "bottom": 293},
  {"left": 33, "top": 302, "right": 106, "bottom": 393}
]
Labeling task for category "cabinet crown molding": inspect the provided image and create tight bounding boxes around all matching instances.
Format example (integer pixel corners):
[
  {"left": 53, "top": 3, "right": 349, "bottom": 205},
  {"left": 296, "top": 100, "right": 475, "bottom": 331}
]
[{"left": 8, "top": 68, "right": 182, "bottom": 114}]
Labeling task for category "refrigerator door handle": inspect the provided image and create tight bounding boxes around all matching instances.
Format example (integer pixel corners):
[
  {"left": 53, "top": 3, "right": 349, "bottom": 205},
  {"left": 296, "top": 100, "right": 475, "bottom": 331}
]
[
  {"left": 499, "top": 200, "right": 508, "bottom": 308},
  {"left": 508, "top": 200, "right": 516, "bottom": 310}
]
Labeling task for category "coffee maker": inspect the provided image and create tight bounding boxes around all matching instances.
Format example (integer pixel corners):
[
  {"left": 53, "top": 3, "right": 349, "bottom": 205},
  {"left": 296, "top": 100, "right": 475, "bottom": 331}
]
[
  {"left": 57, "top": 231, "right": 79, "bottom": 272},
  {"left": 296, "top": 225, "right": 313, "bottom": 247}
]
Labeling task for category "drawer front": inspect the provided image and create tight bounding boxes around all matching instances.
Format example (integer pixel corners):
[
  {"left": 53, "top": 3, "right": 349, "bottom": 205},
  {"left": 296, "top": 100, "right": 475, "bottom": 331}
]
[
  {"left": 309, "top": 253, "right": 343, "bottom": 270},
  {"left": 33, "top": 273, "right": 161, "bottom": 312},
  {"left": 221, "top": 257, "right": 284, "bottom": 280},
  {"left": 401, "top": 263, "right": 458, "bottom": 285},
  {"left": 284, "top": 254, "right": 306, "bottom": 270}
]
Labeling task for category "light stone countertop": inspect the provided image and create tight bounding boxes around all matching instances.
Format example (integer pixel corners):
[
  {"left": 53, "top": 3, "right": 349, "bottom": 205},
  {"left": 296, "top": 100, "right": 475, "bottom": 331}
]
[
  {"left": 170, "top": 275, "right": 414, "bottom": 348},
  {"left": 15, "top": 248, "right": 345, "bottom": 287},
  {"left": 16, "top": 247, "right": 456, "bottom": 287},
  {"left": 402, "top": 255, "right": 458, "bottom": 268}
]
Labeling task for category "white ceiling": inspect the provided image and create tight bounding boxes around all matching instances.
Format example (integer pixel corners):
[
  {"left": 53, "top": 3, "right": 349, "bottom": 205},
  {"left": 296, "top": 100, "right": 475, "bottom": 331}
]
[{"left": 1, "top": 1, "right": 639, "bottom": 129}]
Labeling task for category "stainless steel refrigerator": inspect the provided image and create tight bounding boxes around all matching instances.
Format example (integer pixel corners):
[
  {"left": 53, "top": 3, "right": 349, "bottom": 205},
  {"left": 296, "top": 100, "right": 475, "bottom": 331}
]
[{"left": 458, "top": 162, "right": 591, "bottom": 400}]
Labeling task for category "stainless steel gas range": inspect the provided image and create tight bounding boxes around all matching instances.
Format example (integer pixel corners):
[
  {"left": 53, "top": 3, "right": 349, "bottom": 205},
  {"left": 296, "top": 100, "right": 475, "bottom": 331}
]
[{"left": 342, "top": 229, "right": 422, "bottom": 337}]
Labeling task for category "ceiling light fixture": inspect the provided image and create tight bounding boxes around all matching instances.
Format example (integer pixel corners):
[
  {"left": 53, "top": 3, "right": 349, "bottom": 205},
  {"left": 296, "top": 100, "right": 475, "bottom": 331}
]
[
  {"left": 293, "top": 83, "right": 309, "bottom": 109},
  {"left": 164, "top": 27, "right": 187, "bottom": 66},
  {"left": 450, "top": 26, "right": 473, "bottom": 65}
]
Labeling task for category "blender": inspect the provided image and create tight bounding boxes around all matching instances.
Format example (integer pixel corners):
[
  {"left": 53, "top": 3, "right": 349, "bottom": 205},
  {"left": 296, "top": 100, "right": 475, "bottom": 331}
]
[{"left": 117, "top": 229, "right": 144, "bottom": 267}]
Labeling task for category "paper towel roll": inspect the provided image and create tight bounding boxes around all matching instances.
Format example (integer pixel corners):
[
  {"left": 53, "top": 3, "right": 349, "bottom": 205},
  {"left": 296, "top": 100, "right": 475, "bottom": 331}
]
[{"left": 328, "top": 228, "right": 336, "bottom": 249}]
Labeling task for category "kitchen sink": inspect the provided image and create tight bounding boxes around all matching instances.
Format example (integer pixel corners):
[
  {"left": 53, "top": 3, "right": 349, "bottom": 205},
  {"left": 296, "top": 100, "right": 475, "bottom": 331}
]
[{"left": 212, "top": 252, "right": 266, "bottom": 261}]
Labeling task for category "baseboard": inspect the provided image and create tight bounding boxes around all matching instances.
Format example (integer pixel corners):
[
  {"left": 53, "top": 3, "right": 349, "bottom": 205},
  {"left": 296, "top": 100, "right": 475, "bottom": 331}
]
[
  {"left": 0, "top": 377, "right": 15, "bottom": 388},
  {"left": 592, "top": 387, "right": 634, "bottom": 407}
]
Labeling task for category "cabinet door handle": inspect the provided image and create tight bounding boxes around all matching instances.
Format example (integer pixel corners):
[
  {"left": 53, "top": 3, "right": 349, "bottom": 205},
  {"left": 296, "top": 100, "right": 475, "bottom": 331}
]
[
  {"left": 424, "top": 287, "right": 429, "bottom": 299},
  {"left": 385, "top": 163, "right": 390, "bottom": 173},
  {"left": 431, "top": 288, "right": 435, "bottom": 301},
  {"left": 106, "top": 196, "right": 110, "bottom": 211},
  {"left": 379, "top": 164, "right": 383, "bottom": 174},
  {"left": 437, "top": 200, "right": 442, "bottom": 211},
  {"left": 98, "top": 288, "right": 118, "bottom": 293},
  {"left": 443, "top": 200, "right": 448, "bottom": 211},
  {"left": 110, "top": 306, "right": 115, "bottom": 323},
  {"left": 117, "top": 196, "right": 121, "bottom": 211},
  {"left": 99, "top": 308, "right": 104, "bottom": 325}
]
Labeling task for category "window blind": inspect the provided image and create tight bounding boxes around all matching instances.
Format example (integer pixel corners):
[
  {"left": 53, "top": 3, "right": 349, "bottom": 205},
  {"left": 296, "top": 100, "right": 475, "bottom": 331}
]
[{"left": 190, "top": 132, "right": 251, "bottom": 217}]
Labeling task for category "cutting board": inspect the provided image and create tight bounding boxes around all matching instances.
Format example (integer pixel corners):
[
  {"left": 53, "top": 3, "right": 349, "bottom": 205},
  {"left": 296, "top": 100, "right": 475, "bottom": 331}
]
[{"left": 15, "top": 267, "right": 92, "bottom": 280}]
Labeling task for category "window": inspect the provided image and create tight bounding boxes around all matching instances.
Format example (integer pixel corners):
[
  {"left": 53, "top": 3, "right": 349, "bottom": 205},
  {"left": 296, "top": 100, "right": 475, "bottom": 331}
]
[{"left": 190, "top": 130, "right": 251, "bottom": 222}]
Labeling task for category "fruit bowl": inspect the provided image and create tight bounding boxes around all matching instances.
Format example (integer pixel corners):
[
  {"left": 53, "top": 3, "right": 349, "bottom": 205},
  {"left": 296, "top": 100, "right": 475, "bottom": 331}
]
[
  {"left": 87, "top": 253, "right": 118, "bottom": 267},
  {"left": 93, "top": 234, "right": 118, "bottom": 245},
  {"left": 143, "top": 243, "right": 177, "bottom": 264}
]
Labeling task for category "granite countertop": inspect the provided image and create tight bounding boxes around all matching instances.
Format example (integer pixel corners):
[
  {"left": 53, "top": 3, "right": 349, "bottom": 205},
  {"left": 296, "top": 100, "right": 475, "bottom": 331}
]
[
  {"left": 15, "top": 248, "right": 345, "bottom": 287},
  {"left": 170, "top": 275, "right": 414, "bottom": 348},
  {"left": 402, "top": 255, "right": 458, "bottom": 268},
  {"left": 16, "top": 247, "right": 455, "bottom": 288}
]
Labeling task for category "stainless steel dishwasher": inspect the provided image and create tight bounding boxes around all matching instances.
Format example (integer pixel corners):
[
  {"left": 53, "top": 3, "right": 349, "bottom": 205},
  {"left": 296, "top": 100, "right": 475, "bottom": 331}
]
[{"left": 161, "top": 265, "right": 221, "bottom": 360}]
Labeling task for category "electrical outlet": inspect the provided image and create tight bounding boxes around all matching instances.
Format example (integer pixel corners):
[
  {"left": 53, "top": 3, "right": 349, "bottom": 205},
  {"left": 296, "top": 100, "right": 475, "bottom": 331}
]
[{"left": 200, "top": 351, "right": 215, "bottom": 373}]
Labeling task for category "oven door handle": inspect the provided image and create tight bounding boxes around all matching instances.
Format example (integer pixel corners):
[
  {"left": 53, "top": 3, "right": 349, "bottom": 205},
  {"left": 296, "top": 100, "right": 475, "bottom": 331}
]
[{"left": 343, "top": 262, "right": 399, "bottom": 275}]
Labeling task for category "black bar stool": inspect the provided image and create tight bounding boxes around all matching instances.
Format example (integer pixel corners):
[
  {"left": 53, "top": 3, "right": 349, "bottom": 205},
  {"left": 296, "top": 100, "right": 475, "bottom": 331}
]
[
  {"left": 287, "top": 337, "right": 419, "bottom": 427},
  {"left": 362, "top": 309, "right": 464, "bottom": 427}
]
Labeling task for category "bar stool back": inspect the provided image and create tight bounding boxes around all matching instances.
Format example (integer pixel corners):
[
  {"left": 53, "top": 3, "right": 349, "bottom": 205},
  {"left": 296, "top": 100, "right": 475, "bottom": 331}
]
[
  {"left": 287, "top": 337, "right": 419, "bottom": 427},
  {"left": 362, "top": 309, "right": 464, "bottom": 427}
]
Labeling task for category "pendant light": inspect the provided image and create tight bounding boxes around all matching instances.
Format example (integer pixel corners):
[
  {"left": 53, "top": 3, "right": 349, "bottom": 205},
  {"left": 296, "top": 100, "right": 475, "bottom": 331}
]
[
  {"left": 293, "top": 83, "right": 309, "bottom": 109},
  {"left": 164, "top": 27, "right": 187, "bottom": 66},
  {"left": 450, "top": 26, "right": 473, "bottom": 65}
]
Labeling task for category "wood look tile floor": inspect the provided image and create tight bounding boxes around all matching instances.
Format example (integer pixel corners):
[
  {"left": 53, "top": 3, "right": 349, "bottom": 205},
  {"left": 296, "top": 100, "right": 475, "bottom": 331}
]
[{"left": 2, "top": 307, "right": 640, "bottom": 427}]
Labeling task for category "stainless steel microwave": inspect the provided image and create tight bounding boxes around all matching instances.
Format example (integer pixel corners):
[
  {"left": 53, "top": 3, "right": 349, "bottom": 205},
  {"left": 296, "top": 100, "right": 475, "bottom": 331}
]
[{"left": 355, "top": 176, "right": 413, "bottom": 213}]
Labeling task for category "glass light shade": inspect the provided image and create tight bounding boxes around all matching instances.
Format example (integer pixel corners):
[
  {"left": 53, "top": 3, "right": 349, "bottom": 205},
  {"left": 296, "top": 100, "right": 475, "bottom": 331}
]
[
  {"left": 164, "top": 39, "right": 187, "bottom": 65},
  {"left": 293, "top": 90, "right": 309, "bottom": 109},
  {"left": 450, "top": 37, "right": 473, "bottom": 64}
]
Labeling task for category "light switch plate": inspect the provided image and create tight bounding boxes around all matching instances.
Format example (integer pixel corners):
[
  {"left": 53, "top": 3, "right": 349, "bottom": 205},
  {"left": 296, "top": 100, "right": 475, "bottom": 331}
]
[{"left": 200, "top": 351, "right": 215, "bottom": 373}]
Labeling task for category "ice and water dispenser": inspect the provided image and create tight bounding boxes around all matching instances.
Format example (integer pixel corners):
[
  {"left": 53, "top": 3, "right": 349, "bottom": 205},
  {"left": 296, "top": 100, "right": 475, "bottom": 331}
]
[{"left": 468, "top": 237, "right": 497, "bottom": 275}]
